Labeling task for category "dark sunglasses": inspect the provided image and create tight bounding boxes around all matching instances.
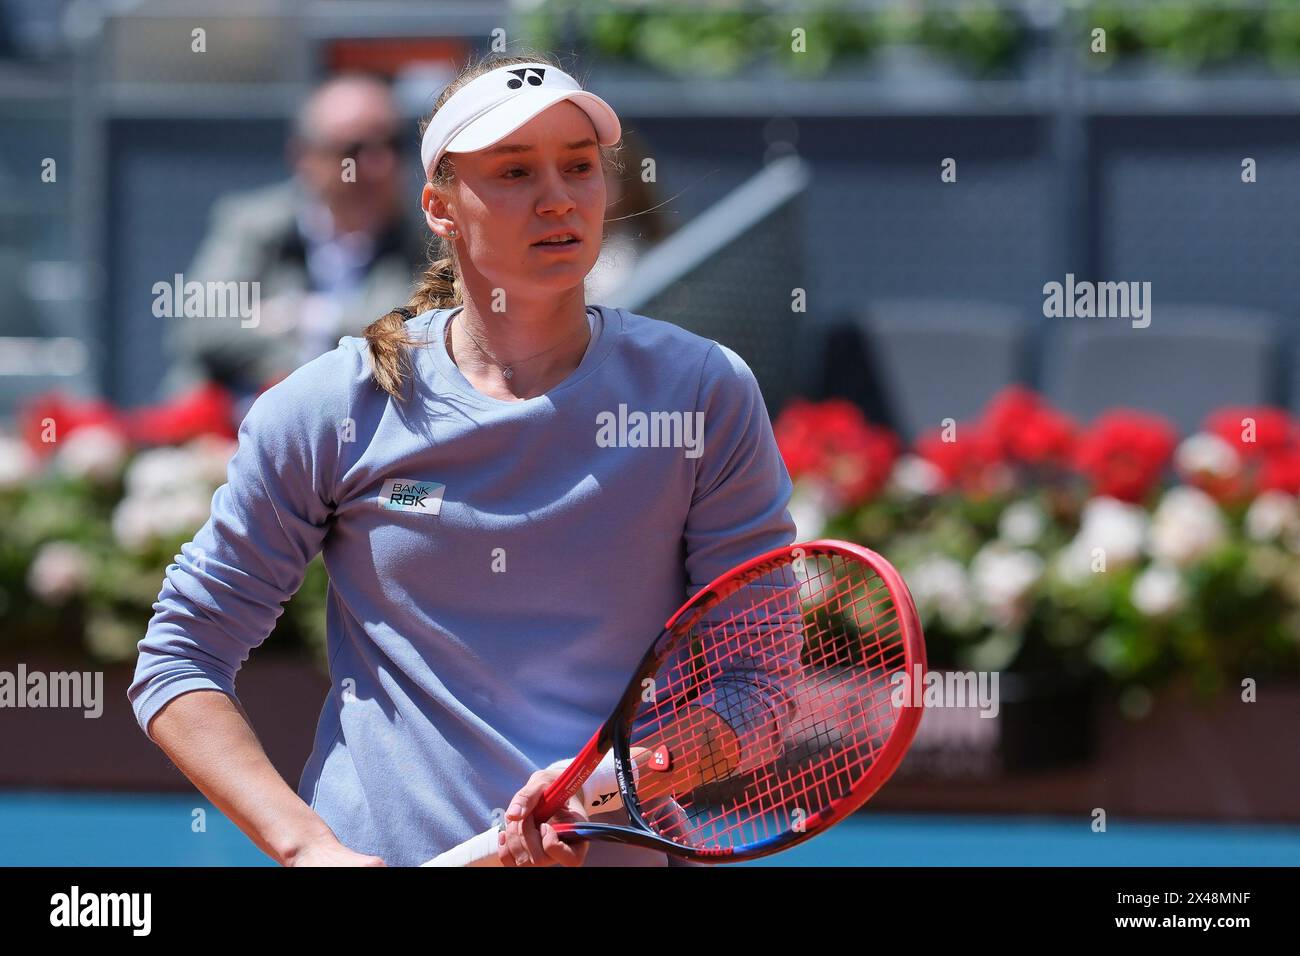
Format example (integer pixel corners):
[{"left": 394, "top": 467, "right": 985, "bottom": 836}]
[{"left": 316, "top": 132, "right": 405, "bottom": 158}]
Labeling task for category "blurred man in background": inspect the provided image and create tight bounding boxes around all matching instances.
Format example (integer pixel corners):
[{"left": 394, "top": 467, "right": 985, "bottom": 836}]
[{"left": 159, "top": 72, "right": 426, "bottom": 405}]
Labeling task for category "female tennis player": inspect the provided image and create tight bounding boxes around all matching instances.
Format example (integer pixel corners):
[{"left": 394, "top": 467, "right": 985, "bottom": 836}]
[{"left": 128, "top": 51, "right": 797, "bottom": 867}]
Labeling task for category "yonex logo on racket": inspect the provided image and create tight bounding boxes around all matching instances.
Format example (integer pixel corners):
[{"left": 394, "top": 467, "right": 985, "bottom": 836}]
[{"left": 649, "top": 745, "right": 671, "bottom": 771}]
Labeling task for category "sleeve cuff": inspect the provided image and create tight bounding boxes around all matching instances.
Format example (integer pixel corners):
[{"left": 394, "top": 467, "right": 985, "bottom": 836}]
[{"left": 129, "top": 668, "right": 238, "bottom": 739}]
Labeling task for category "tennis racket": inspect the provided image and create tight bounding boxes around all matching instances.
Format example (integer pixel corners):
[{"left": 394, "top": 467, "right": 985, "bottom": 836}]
[{"left": 422, "top": 539, "right": 926, "bottom": 867}]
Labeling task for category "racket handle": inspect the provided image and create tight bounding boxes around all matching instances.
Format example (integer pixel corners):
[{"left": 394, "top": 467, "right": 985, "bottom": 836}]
[
  {"left": 421, "top": 827, "right": 503, "bottom": 867},
  {"left": 420, "top": 754, "right": 625, "bottom": 867}
]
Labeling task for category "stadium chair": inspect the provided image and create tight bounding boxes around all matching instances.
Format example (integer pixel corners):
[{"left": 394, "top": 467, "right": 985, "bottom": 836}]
[
  {"left": 852, "top": 298, "right": 1032, "bottom": 441},
  {"left": 1041, "top": 304, "right": 1281, "bottom": 435}
]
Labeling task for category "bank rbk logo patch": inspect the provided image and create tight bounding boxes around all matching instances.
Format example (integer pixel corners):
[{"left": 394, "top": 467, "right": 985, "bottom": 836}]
[{"left": 378, "top": 478, "right": 445, "bottom": 515}]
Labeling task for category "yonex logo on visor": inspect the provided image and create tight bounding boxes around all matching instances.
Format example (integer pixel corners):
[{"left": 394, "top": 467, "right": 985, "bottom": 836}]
[
  {"left": 419, "top": 62, "right": 622, "bottom": 177},
  {"left": 506, "top": 67, "right": 546, "bottom": 88}
]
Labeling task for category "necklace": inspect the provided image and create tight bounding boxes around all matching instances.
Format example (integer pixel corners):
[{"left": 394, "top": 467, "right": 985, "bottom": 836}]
[{"left": 450, "top": 310, "right": 591, "bottom": 380}]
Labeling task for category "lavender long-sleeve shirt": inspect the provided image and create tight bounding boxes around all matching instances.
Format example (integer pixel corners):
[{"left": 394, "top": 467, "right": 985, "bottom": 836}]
[{"left": 129, "top": 303, "right": 797, "bottom": 866}]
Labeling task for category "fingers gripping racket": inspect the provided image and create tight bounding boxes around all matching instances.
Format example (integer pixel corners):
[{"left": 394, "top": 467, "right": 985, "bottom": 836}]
[{"left": 422, "top": 539, "right": 926, "bottom": 866}]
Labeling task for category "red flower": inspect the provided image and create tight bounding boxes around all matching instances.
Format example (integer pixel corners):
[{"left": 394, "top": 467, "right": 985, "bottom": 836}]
[
  {"left": 983, "top": 386, "right": 1039, "bottom": 444},
  {"left": 824, "top": 425, "right": 900, "bottom": 507},
  {"left": 1022, "top": 405, "right": 1077, "bottom": 465},
  {"left": 774, "top": 399, "right": 899, "bottom": 507},
  {"left": 774, "top": 399, "right": 836, "bottom": 480},
  {"left": 914, "top": 422, "right": 1006, "bottom": 495},
  {"left": 1204, "top": 406, "right": 1296, "bottom": 460},
  {"left": 982, "top": 386, "right": 1078, "bottom": 466},
  {"left": 123, "top": 382, "right": 238, "bottom": 446},
  {"left": 1072, "top": 411, "right": 1177, "bottom": 503},
  {"left": 1187, "top": 407, "right": 1300, "bottom": 501},
  {"left": 1258, "top": 447, "right": 1300, "bottom": 495},
  {"left": 18, "top": 391, "right": 127, "bottom": 459}
]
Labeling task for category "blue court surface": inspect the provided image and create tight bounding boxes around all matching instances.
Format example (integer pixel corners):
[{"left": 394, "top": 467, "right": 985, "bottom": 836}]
[{"left": 2, "top": 791, "right": 1297, "bottom": 866}]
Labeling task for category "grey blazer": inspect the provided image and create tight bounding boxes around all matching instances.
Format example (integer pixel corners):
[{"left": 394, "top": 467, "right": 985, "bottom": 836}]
[{"left": 160, "top": 179, "right": 427, "bottom": 398}]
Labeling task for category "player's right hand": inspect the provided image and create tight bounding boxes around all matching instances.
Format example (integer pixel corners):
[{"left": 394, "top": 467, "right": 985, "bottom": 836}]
[{"left": 498, "top": 766, "right": 591, "bottom": 867}]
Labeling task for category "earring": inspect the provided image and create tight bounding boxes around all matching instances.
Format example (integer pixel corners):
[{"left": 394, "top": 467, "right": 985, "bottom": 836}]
[{"left": 447, "top": 228, "right": 458, "bottom": 238}]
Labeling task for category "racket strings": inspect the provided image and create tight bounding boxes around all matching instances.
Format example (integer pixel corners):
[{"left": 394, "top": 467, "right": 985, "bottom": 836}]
[
  {"left": 627, "top": 551, "right": 913, "bottom": 851},
  {"left": 721, "top": 663, "right": 905, "bottom": 844},
  {"left": 642, "top": 651, "right": 896, "bottom": 844},
  {"left": 655, "top": 665, "right": 902, "bottom": 848},
  {"left": 703, "top": 665, "right": 903, "bottom": 847}
]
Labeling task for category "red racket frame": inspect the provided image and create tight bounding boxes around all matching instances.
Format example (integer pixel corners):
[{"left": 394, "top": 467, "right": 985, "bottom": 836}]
[{"left": 530, "top": 539, "right": 927, "bottom": 864}]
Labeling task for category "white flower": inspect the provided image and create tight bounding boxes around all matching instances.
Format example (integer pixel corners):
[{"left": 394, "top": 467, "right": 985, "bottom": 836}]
[
  {"left": 111, "top": 496, "right": 156, "bottom": 553},
  {"left": 1174, "top": 432, "right": 1240, "bottom": 478},
  {"left": 788, "top": 480, "right": 832, "bottom": 541},
  {"left": 122, "top": 439, "right": 233, "bottom": 505},
  {"left": 887, "top": 454, "right": 943, "bottom": 498},
  {"left": 0, "top": 435, "right": 37, "bottom": 490},
  {"left": 1053, "top": 542, "right": 1095, "bottom": 586},
  {"left": 156, "top": 489, "right": 215, "bottom": 539},
  {"left": 1148, "top": 486, "right": 1227, "bottom": 567},
  {"left": 186, "top": 435, "right": 237, "bottom": 486},
  {"left": 1080, "top": 497, "right": 1149, "bottom": 563},
  {"left": 970, "top": 542, "right": 1044, "bottom": 630},
  {"left": 27, "top": 541, "right": 93, "bottom": 604},
  {"left": 125, "top": 446, "right": 196, "bottom": 498},
  {"left": 999, "top": 500, "right": 1047, "bottom": 546},
  {"left": 905, "top": 554, "right": 978, "bottom": 631},
  {"left": 1055, "top": 496, "right": 1148, "bottom": 584},
  {"left": 1244, "top": 490, "right": 1300, "bottom": 542},
  {"left": 53, "top": 425, "right": 128, "bottom": 484},
  {"left": 1131, "top": 563, "right": 1187, "bottom": 617},
  {"left": 111, "top": 489, "right": 213, "bottom": 552}
]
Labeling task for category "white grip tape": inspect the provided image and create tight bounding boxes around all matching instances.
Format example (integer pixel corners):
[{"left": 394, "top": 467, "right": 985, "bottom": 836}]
[
  {"left": 421, "top": 827, "right": 501, "bottom": 867},
  {"left": 420, "top": 752, "right": 632, "bottom": 867}
]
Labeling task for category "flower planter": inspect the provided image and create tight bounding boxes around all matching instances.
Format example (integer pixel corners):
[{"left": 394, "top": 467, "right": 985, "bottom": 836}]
[
  {"left": 898, "top": 670, "right": 1097, "bottom": 778},
  {"left": 5, "top": 651, "right": 1295, "bottom": 822},
  {"left": 997, "top": 671, "right": 1099, "bottom": 771},
  {"left": 0, "top": 652, "right": 329, "bottom": 791},
  {"left": 880, "top": 678, "right": 1300, "bottom": 823}
]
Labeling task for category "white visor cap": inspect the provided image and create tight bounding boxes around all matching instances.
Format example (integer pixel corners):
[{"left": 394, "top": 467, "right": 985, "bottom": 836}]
[{"left": 420, "top": 63, "right": 622, "bottom": 178}]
